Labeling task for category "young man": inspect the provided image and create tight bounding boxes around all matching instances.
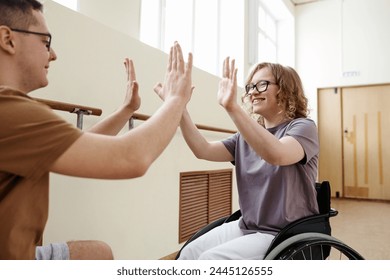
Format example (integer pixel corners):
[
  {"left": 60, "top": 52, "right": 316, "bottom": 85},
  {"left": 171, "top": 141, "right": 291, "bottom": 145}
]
[{"left": 0, "top": 0, "right": 193, "bottom": 259}]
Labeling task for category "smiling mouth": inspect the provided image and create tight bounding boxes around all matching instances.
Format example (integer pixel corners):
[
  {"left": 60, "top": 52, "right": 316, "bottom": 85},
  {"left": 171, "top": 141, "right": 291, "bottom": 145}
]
[{"left": 252, "top": 98, "right": 265, "bottom": 104}]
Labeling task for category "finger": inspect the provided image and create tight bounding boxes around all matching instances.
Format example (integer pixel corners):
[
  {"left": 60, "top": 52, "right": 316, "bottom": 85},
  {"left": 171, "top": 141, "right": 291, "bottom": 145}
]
[
  {"left": 175, "top": 42, "right": 184, "bottom": 73},
  {"left": 153, "top": 82, "right": 163, "bottom": 94},
  {"left": 172, "top": 42, "right": 178, "bottom": 71},
  {"left": 132, "top": 81, "right": 139, "bottom": 94},
  {"left": 124, "top": 57, "right": 130, "bottom": 67},
  {"left": 230, "top": 59, "right": 235, "bottom": 79},
  {"left": 223, "top": 57, "right": 230, "bottom": 78},
  {"left": 185, "top": 52, "right": 193, "bottom": 75},
  {"left": 124, "top": 58, "right": 130, "bottom": 80},
  {"left": 128, "top": 59, "right": 136, "bottom": 82},
  {"left": 233, "top": 68, "right": 238, "bottom": 86}
]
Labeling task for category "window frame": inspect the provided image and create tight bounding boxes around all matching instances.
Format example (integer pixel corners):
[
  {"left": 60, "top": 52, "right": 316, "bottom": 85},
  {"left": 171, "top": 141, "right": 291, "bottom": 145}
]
[{"left": 248, "top": 0, "right": 278, "bottom": 65}]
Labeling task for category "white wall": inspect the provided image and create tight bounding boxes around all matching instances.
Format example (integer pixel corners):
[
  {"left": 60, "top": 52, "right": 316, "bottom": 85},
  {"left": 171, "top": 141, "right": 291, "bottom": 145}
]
[
  {"left": 77, "top": 0, "right": 141, "bottom": 38},
  {"left": 35, "top": 1, "right": 238, "bottom": 259},
  {"left": 295, "top": 0, "right": 390, "bottom": 121}
]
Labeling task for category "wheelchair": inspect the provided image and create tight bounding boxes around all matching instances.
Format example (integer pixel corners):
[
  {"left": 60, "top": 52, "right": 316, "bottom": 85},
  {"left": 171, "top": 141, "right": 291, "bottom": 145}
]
[{"left": 175, "top": 181, "right": 364, "bottom": 260}]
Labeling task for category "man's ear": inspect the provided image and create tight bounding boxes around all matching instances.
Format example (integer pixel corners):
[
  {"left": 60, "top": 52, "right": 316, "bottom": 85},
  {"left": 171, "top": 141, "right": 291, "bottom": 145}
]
[{"left": 0, "top": 26, "right": 16, "bottom": 54}]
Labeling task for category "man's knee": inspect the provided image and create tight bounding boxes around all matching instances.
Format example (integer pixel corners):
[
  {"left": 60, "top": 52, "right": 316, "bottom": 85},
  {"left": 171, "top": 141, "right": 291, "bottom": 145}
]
[{"left": 67, "top": 240, "right": 114, "bottom": 260}]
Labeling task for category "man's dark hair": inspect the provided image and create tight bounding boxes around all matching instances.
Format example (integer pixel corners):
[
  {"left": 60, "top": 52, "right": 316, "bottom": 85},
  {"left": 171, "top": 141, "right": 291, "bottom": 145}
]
[{"left": 0, "top": 0, "right": 43, "bottom": 29}]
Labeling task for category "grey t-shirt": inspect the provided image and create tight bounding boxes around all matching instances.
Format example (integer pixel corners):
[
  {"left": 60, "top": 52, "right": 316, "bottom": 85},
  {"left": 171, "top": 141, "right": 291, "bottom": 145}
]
[{"left": 222, "top": 118, "right": 319, "bottom": 235}]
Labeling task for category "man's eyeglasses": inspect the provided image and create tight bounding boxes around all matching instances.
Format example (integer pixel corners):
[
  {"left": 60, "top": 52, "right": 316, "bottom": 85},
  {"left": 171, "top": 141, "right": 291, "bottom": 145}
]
[
  {"left": 244, "top": 80, "right": 276, "bottom": 97},
  {"left": 10, "top": 28, "right": 52, "bottom": 51}
]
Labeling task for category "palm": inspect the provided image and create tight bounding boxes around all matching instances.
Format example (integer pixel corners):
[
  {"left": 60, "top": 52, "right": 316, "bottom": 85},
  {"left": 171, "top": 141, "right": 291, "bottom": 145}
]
[
  {"left": 124, "top": 58, "right": 141, "bottom": 111},
  {"left": 218, "top": 57, "right": 237, "bottom": 111},
  {"left": 218, "top": 77, "right": 236, "bottom": 108},
  {"left": 125, "top": 80, "right": 140, "bottom": 111},
  {"left": 153, "top": 42, "right": 193, "bottom": 104}
]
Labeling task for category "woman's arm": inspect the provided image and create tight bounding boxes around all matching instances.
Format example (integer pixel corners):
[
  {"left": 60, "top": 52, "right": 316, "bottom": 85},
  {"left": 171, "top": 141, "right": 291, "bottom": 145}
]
[
  {"left": 179, "top": 108, "right": 234, "bottom": 162},
  {"left": 87, "top": 59, "right": 140, "bottom": 135}
]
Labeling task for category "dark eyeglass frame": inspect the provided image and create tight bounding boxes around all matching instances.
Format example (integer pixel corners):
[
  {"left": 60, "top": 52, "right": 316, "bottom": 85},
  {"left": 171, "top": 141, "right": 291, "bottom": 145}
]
[
  {"left": 244, "top": 80, "right": 277, "bottom": 97},
  {"left": 10, "top": 28, "right": 52, "bottom": 51}
]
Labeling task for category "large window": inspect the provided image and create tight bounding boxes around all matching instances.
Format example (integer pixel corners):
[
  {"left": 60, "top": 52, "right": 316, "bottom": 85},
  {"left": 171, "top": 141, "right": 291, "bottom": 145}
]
[
  {"left": 140, "top": 0, "right": 244, "bottom": 80},
  {"left": 248, "top": 0, "right": 294, "bottom": 68},
  {"left": 140, "top": 0, "right": 293, "bottom": 84},
  {"left": 248, "top": 0, "right": 277, "bottom": 64}
]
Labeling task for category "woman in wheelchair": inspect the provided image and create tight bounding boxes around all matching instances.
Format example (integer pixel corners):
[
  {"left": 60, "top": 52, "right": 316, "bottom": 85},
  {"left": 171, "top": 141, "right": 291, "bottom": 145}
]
[{"left": 177, "top": 58, "right": 320, "bottom": 259}]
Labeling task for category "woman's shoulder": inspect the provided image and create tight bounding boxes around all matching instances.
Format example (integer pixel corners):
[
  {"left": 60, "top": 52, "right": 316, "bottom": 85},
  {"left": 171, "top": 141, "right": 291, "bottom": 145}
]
[
  {"left": 291, "top": 117, "right": 316, "bottom": 124},
  {"left": 288, "top": 117, "right": 317, "bottom": 129}
]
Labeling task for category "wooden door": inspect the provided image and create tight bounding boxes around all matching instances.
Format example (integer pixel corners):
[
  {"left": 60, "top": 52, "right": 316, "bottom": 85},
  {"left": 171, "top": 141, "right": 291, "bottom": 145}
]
[
  {"left": 342, "top": 85, "right": 390, "bottom": 200},
  {"left": 318, "top": 88, "right": 343, "bottom": 197}
]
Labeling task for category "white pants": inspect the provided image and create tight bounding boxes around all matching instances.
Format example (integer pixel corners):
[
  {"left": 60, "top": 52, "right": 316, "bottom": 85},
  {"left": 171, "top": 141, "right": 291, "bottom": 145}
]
[{"left": 178, "top": 220, "right": 275, "bottom": 260}]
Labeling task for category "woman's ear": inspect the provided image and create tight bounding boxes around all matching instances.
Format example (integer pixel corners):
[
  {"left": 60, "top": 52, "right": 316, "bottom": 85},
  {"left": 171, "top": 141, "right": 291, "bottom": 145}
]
[{"left": 0, "top": 26, "right": 16, "bottom": 54}]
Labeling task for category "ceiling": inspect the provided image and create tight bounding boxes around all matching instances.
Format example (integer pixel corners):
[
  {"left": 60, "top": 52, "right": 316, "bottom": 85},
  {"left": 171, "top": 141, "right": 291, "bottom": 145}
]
[{"left": 290, "top": 0, "right": 325, "bottom": 5}]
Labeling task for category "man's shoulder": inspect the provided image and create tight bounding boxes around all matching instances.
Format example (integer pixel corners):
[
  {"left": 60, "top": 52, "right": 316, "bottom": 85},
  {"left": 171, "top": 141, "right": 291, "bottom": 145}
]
[
  {"left": 0, "top": 86, "right": 21, "bottom": 93},
  {"left": 0, "top": 86, "right": 31, "bottom": 100}
]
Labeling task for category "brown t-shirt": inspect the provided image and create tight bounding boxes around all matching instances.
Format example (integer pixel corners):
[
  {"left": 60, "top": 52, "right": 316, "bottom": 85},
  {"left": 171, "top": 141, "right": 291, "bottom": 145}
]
[{"left": 0, "top": 86, "right": 83, "bottom": 259}]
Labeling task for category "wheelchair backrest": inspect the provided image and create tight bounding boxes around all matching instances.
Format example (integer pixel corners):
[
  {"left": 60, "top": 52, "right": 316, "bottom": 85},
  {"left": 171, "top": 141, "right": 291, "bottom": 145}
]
[{"left": 315, "top": 181, "right": 331, "bottom": 215}]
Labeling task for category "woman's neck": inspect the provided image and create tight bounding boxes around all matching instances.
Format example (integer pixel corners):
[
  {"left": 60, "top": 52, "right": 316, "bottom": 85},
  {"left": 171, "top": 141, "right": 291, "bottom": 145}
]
[{"left": 264, "top": 112, "right": 288, "bottom": 128}]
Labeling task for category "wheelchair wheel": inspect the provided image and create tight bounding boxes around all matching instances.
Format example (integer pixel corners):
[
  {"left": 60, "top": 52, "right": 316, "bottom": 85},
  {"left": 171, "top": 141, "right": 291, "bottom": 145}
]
[{"left": 264, "top": 233, "right": 364, "bottom": 260}]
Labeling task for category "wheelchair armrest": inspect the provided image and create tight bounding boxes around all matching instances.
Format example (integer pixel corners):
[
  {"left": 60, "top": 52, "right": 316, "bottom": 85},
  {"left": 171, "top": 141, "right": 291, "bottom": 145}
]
[
  {"left": 225, "top": 209, "right": 242, "bottom": 223},
  {"left": 330, "top": 208, "right": 338, "bottom": 217}
]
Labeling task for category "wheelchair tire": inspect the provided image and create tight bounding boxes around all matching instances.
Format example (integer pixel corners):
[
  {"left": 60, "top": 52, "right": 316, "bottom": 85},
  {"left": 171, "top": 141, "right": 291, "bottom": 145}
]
[{"left": 264, "top": 232, "right": 364, "bottom": 260}]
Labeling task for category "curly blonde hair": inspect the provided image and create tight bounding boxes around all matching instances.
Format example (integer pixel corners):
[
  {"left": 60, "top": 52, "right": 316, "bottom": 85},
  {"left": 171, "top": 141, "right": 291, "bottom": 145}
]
[{"left": 242, "top": 62, "right": 309, "bottom": 125}]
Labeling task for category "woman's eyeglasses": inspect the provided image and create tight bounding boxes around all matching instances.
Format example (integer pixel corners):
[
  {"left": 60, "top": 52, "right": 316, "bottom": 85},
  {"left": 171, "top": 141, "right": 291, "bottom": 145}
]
[{"left": 244, "top": 80, "right": 276, "bottom": 97}]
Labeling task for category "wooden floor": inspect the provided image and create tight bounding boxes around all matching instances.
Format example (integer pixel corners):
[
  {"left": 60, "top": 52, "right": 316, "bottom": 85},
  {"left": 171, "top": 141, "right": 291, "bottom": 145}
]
[{"left": 330, "top": 198, "right": 390, "bottom": 260}]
